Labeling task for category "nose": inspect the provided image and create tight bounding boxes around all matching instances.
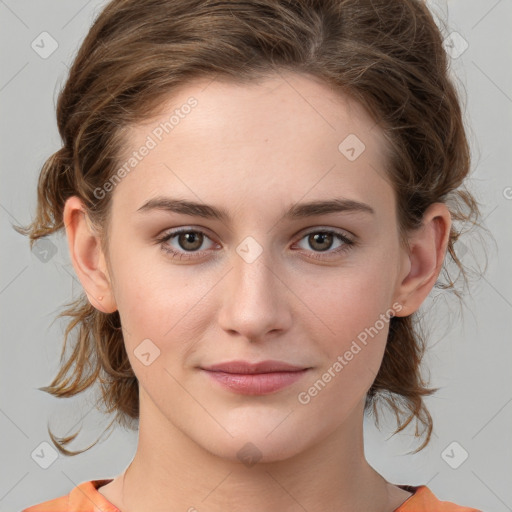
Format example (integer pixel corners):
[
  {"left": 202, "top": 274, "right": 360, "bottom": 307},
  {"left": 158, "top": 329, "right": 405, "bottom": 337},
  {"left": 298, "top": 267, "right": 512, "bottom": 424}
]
[{"left": 217, "top": 246, "right": 293, "bottom": 342}]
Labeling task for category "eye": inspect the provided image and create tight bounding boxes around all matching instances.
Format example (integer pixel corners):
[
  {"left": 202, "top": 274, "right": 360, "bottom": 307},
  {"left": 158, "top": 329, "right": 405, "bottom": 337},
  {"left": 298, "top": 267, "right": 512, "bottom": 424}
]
[
  {"left": 156, "top": 227, "right": 356, "bottom": 262},
  {"left": 156, "top": 228, "right": 218, "bottom": 260},
  {"left": 293, "top": 229, "right": 355, "bottom": 260}
]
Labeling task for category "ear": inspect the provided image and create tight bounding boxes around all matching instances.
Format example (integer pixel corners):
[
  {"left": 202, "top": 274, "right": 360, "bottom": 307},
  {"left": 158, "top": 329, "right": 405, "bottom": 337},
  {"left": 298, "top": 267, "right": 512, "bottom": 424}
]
[
  {"left": 63, "top": 196, "right": 117, "bottom": 313},
  {"left": 393, "top": 202, "right": 452, "bottom": 317}
]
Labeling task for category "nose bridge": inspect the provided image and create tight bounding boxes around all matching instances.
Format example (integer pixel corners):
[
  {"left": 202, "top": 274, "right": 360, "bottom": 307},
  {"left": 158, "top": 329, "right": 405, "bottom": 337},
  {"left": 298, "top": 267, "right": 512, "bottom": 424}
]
[{"left": 218, "top": 236, "right": 290, "bottom": 339}]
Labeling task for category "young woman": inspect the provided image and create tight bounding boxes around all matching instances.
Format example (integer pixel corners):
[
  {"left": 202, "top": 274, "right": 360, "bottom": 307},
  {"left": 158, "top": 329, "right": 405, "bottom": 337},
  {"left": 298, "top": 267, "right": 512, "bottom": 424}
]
[{"left": 17, "top": 0, "right": 483, "bottom": 510}]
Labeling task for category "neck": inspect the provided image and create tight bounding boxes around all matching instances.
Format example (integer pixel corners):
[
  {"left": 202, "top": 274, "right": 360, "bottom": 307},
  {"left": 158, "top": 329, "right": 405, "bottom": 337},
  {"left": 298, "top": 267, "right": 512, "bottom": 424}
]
[{"left": 116, "top": 395, "right": 397, "bottom": 512}]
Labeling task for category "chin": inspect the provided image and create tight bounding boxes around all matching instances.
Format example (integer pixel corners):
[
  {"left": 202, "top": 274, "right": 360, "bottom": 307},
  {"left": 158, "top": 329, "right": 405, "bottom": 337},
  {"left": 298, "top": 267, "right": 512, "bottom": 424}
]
[{"left": 197, "top": 423, "right": 315, "bottom": 465}]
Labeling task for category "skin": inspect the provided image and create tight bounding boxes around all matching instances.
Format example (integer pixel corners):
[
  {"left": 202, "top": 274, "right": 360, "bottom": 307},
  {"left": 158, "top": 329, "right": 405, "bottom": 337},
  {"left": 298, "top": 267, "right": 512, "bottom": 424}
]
[{"left": 63, "top": 71, "right": 451, "bottom": 512}]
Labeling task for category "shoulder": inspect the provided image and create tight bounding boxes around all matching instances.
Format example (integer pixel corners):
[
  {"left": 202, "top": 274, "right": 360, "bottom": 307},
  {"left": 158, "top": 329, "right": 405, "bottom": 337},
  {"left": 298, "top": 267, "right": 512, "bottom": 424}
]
[
  {"left": 20, "top": 493, "right": 68, "bottom": 512},
  {"left": 20, "top": 479, "right": 118, "bottom": 512},
  {"left": 20, "top": 481, "right": 483, "bottom": 512},
  {"left": 395, "top": 485, "right": 483, "bottom": 512}
]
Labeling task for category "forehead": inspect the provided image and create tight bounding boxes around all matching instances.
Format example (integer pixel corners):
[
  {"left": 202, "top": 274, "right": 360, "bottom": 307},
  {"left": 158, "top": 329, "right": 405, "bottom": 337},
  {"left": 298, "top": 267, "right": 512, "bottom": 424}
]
[{"left": 111, "top": 72, "right": 394, "bottom": 221}]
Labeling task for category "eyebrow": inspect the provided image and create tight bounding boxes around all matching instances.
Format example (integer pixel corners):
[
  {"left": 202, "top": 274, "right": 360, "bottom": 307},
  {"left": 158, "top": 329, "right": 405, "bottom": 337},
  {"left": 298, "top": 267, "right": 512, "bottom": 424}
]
[{"left": 136, "top": 196, "right": 375, "bottom": 221}]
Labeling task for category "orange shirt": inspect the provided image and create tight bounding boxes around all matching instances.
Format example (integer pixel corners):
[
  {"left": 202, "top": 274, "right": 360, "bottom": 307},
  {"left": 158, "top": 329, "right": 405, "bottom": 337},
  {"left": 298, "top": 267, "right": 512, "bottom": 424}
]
[{"left": 21, "top": 480, "right": 482, "bottom": 512}]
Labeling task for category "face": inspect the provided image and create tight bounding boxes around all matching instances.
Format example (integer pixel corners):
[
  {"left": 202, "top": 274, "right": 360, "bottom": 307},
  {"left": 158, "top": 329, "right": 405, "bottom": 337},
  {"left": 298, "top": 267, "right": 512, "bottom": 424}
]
[{"left": 102, "top": 72, "right": 408, "bottom": 462}]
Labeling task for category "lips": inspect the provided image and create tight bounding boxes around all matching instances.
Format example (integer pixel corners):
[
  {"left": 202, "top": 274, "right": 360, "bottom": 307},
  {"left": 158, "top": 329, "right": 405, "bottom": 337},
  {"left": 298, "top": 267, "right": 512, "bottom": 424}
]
[
  {"left": 201, "top": 360, "right": 308, "bottom": 374},
  {"left": 200, "top": 360, "right": 311, "bottom": 395}
]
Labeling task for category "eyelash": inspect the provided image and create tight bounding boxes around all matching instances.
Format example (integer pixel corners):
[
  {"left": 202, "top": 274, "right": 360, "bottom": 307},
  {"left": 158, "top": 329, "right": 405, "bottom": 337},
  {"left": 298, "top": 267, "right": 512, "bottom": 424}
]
[{"left": 156, "top": 227, "right": 356, "bottom": 262}]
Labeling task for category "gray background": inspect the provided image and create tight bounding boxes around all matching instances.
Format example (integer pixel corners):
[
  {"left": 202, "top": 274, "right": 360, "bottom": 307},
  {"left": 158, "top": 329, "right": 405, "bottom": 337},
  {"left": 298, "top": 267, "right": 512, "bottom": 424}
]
[{"left": 1, "top": 1, "right": 511, "bottom": 511}]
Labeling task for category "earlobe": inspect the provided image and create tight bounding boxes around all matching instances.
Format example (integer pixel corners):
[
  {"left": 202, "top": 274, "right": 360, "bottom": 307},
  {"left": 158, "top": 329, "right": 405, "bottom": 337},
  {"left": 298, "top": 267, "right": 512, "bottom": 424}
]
[
  {"left": 393, "top": 203, "right": 452, "bottom": 317},
  {"left": 63, "top": 196, "right": 117, "bottom": 313}
]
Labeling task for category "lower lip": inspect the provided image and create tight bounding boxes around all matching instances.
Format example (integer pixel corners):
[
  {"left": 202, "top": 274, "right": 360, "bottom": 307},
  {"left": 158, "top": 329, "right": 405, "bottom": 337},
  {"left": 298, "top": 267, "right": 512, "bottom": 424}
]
[{"left": 202, "top": 369, "right": 309, "bottom": 395}]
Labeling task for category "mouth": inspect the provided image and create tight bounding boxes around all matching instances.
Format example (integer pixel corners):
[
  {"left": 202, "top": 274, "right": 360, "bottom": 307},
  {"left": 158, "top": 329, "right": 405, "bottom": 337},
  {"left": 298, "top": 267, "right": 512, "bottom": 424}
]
[
  {"left": 200, "top": 360, "right": 311, "bottom": 395},
  {"left": 201, "top": 359, "right": 309, "bottom": 374}
]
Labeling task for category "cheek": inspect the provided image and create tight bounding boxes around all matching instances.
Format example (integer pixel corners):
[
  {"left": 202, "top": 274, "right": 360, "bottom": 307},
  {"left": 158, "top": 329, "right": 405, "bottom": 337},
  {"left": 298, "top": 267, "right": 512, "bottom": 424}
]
[
  {"left": 111, "top": 247, "right": 219, "bottom": 362},
  {"left": 295, "top": 280, "right": 393, "bottom": 417},
  {"left": 299, "top": 259, "right": 397, "bottom": 344},
  {"left": 293, "top": 258, "right": 397, "bottom": 396}
]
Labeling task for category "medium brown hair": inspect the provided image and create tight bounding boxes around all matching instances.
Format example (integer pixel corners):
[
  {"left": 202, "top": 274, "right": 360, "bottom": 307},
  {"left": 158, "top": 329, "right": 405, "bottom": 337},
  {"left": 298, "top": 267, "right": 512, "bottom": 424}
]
[{"left": 15, "top": 0, "right": 482, "bottom": 455}]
